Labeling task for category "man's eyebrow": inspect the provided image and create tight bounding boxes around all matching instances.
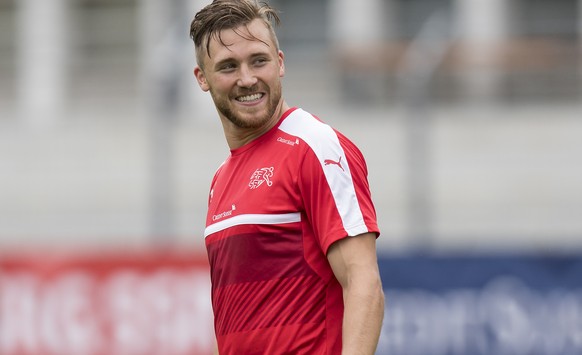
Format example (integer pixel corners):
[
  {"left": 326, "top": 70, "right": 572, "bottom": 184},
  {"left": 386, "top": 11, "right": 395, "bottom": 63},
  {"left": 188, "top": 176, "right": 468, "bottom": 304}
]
[
  {"left": 214, "top": 58, "right": 236, "bottom": 69},
  {"left": 249, "top": 51, "right": 270, "bottom": 58},
  {"left": 213, "top": 51, "right": 271, "bottom": 68}
]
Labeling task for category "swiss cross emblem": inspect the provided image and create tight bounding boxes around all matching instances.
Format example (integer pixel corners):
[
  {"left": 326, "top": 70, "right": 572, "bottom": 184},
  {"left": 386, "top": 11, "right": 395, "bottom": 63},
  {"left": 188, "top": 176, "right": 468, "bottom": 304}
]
[{"left": 249, "top": 167, "right": 274, "bottom": 189}]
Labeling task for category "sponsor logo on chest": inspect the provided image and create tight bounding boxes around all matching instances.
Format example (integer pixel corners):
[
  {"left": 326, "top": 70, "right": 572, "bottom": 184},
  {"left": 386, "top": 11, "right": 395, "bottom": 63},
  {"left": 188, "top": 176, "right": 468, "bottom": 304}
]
[
  {"left": 212, "top": 204, "right": 236, "bottom": 221},
  {"left": 277, "top": 137, "right": 300, "bottom": 146}
]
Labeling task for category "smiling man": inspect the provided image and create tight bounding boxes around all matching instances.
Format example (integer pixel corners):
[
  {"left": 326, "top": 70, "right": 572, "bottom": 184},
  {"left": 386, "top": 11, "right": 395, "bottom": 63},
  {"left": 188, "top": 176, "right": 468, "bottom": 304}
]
[{"left": 190, "top": 1, "right": 385, "bottom": 354}]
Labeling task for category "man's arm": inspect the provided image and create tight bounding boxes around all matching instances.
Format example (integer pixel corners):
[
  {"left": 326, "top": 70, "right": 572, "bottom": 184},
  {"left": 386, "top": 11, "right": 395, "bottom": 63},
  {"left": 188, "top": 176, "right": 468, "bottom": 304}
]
[{"left": 327, "top": 232, "right": 385, "bottom": 355}]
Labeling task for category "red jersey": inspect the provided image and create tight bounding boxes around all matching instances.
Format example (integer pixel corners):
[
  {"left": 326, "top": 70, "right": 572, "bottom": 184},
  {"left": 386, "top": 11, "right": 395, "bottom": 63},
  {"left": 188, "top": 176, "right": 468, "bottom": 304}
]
[{"left": 204, "top": 107, "right": 379, "bottom": 354}]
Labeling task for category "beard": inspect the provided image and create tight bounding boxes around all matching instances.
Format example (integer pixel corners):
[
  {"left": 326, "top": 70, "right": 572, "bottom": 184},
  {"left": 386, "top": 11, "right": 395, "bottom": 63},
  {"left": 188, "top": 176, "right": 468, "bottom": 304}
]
[{"left": 210, "top": 81, "right": 282, "bottom": 129}]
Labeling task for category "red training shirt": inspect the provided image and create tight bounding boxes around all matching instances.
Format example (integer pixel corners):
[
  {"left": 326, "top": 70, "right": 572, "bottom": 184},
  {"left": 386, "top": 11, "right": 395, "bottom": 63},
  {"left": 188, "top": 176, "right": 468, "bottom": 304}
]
[{"left": 204, "top": 107, "right": 379, "bottom": 354}]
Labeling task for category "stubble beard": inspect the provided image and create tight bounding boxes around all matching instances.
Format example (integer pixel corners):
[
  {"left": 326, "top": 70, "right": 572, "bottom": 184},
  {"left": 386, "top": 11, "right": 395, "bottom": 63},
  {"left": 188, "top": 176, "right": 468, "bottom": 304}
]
[{"left": 211, "top": 82, "right": 282, "bottom": 129}]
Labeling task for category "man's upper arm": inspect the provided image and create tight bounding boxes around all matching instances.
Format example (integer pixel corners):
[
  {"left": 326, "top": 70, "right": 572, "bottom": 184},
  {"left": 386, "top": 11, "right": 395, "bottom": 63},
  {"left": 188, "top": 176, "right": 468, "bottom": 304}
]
[{"left": 326, "top": 233, "right": 380, "bottom": 288}]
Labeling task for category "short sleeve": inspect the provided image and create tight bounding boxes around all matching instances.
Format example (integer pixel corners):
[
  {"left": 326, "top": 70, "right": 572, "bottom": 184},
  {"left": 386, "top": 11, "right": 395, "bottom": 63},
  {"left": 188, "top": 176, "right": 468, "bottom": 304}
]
[{"left": 297, "top": 129, "right": 379, "bottom": 254}]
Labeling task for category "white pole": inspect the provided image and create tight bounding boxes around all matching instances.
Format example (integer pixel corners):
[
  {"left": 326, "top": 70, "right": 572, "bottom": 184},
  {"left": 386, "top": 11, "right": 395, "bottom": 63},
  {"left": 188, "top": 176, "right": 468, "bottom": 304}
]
[
  {"left": 183, "top": 0, "right": 216, "bottom": 122},
  {"left": 16, "top": 0, "right": 69, "bottom": 126},
  {"left": 579, "top": 0, "right": 582, "bottom": 79},
  {"left": 329, "top": 0, "right": 385, "bottom": 48},
  {"left": 454, "top": 0, "right": 509, "bottom": 100},
  {"left": 140, "top": 0, "right": 214, "bottom": 122},
  {"left": 456, "top": 0, "right": 508, "bottom": 44},
  {"left": 139, "top": 0, "right": 181, "bottom": 240},
  {"left": 138, "top": 0, "right": 214, "bottom": 240},
  {"left": 328, "top": 0, "right": 389, "bottom": 102},
  {"left": 579, "top": 0, "right": 582, "bottom": 61}
]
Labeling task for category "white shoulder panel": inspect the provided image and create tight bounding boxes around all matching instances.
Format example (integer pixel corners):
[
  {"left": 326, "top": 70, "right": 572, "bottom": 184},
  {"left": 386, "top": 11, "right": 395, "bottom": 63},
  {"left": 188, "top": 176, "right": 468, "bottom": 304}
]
[{"left": 278, "top": 109, "right": 367, "bottom": 236}]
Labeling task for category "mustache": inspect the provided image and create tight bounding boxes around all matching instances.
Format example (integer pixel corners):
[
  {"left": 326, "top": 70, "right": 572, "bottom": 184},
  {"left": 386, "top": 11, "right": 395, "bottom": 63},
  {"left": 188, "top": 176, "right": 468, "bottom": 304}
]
[{"left": 233, "top": 84, "right": 262, "bottom": 96}]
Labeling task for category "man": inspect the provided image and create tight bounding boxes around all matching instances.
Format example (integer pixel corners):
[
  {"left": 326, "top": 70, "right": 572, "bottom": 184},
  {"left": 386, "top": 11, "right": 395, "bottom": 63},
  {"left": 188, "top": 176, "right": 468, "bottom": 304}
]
[{"left": 190, "top": 1, "right": 384, "bottom": 353}]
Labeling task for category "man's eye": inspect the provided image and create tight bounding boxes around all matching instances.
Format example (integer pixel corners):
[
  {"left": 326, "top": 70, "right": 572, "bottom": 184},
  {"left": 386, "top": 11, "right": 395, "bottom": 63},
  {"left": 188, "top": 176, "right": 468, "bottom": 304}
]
[
  {"left": 254, "top": 58, "right": 268, "bottom": 65},
  {"left": 219, "top": 64, "right": 236, "bottom": 71}
]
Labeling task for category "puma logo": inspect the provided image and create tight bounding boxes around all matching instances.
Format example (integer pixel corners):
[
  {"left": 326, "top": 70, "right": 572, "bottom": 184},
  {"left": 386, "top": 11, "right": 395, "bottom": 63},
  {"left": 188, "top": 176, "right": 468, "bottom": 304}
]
[{"left": 324, "top": 157, "right": 344, "bottom": 171}]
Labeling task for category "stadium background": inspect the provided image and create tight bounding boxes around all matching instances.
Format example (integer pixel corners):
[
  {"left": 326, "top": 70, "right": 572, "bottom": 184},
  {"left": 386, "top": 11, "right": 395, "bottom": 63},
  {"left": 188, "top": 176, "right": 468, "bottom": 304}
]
[{"left": 1, "top": 0, "right": 581, "bottom": 354}]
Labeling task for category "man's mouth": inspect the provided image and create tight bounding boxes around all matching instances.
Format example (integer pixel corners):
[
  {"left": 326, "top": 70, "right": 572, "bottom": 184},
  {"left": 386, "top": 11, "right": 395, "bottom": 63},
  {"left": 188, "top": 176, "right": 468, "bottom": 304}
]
[{"left": 236, "top": 93, "right": 264, "bottom": 103}]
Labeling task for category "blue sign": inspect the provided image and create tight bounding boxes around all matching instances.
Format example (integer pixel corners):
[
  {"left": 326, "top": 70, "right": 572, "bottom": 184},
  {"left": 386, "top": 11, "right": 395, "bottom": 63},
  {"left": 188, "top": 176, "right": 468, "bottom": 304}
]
[{"left": 376, "top": 255, "right": 582, "bottom": 355}]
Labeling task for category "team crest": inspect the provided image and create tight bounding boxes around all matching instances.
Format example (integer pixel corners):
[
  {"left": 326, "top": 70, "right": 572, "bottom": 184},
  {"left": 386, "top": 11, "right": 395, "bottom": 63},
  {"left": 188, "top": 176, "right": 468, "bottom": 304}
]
[{"left": 249, "top": 167, "right": 274, "bottom": 189}]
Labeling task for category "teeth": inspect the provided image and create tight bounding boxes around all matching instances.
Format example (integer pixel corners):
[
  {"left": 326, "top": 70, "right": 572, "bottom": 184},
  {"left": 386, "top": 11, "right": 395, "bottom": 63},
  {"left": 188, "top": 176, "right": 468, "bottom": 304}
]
[{"left": 237, "top": 93, "right": 262, "bottom": 102}]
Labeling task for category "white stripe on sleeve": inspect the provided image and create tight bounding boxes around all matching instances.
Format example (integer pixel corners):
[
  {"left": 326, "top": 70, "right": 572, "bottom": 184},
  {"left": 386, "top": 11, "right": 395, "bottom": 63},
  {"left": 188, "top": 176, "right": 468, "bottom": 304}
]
[{"left": 279, "top": 109, "right": 368, "bottom": 236}]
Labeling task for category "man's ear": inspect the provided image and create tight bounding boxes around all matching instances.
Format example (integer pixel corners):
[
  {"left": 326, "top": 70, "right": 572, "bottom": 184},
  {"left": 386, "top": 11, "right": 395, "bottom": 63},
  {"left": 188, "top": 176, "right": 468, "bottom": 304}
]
[
  {"left": 194, "top": 66, "right": 210, "bottom": 92},
  {"left": 278, "top": 50, "right": 285, "bottom": 78}
]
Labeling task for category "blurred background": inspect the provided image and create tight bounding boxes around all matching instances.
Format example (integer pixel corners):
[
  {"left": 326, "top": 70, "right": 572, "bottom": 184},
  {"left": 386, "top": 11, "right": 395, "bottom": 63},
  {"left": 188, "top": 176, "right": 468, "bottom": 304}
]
[{"left": 1, "top": 0, "right": 581, "bottom": 354}]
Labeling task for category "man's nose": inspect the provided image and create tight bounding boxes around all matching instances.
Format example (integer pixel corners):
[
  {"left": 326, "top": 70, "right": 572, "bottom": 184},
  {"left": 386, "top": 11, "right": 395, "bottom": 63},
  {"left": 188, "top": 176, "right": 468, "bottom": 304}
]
[{"left": 237, "top": 65, "right": 258, "bottom": 88}]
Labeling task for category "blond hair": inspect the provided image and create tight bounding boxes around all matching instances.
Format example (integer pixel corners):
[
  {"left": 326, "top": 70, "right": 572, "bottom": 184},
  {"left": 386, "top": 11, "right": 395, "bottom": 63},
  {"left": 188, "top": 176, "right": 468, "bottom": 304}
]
[{"left": 190, "top": 0, "right": 281, "bottom": 68}]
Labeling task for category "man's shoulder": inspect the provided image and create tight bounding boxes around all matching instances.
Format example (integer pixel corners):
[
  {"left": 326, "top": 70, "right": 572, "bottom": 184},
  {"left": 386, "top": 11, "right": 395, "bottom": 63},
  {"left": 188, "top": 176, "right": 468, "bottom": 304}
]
[
  {"left": 279, "top": 108, "right": 337, "bottom": 143},
  {"left": 280, "top": 107, "right": 322, "bottom": 126}
]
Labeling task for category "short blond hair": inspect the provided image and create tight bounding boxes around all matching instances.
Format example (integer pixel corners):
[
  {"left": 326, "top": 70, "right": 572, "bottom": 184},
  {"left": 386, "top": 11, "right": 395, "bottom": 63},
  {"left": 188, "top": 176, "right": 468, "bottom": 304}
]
[{"left": 190, "top": 0, "right": 281, "bottom": 68}]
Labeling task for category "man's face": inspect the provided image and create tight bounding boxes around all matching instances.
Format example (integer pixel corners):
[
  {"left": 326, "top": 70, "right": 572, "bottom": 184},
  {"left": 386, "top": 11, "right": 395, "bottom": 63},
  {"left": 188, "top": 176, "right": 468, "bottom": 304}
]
[{"left": 194, "top": 19, "right": 285, "bottom": 130}]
